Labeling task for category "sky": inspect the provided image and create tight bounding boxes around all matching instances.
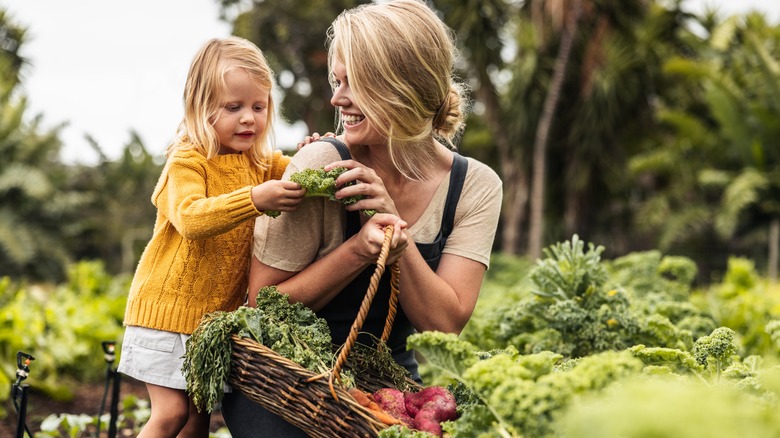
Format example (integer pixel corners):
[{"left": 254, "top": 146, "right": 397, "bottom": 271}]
[{"left": 4, "top": 0, "right": 780, "bottom": 164}]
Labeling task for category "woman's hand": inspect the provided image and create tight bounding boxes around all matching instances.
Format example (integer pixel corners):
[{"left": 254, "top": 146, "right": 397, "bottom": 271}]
[
  {"left": 351, "top": 213, "right": 408, "bottom": 265},
  {"left": 325, "top": 159, "right": 398, "bottom": 216}
]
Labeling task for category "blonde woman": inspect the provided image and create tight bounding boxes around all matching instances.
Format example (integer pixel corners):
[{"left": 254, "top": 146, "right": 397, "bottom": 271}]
[
  {"left": 117, "top": 37, "right": 304, "bottom": 438},
  {"left": 223, "top": 1, "right": 502, "bottom": 435}
]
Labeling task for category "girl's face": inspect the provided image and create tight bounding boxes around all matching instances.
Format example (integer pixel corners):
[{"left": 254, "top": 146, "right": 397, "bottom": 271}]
[
  {"left": 213, "top": 68, "right": 269, "bottom": 155},
  {"left": 330, "top": 59, "right": 384, "bottom": 146}
]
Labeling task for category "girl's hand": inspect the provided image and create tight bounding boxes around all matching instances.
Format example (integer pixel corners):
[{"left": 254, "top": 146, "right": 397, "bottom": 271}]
[
  {"left": 325, "top": 159, "right": 398, "bottom": 216},
  {"left": 251, "top": 180, "right": 305, "bottom": 213},
  {"left": 296, "top": 132, "right": 336, "bottom": 150},
  {"left": 352, "top": 213, "right": 408, "bottom": 265}
]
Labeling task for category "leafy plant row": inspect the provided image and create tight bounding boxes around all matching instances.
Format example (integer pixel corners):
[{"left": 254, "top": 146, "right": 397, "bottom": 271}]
[
  {"left": 400, "top": 235, "right": 780, "bottom": 437},
  {"left": 0, "top": 261, "right": 128, "bottom": 417}
]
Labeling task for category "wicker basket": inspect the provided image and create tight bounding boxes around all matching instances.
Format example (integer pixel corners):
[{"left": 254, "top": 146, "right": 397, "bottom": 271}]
[{"left": 228, "top": 226, "right": 418, "bottom": 437}]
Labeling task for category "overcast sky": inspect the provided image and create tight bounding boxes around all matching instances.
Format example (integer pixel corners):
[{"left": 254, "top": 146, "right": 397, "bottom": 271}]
[{"left": 5, "top": 0, "right": 780, "bottom": 164}]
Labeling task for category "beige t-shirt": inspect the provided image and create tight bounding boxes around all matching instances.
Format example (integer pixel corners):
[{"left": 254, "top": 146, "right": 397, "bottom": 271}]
[{"left": 253, "top": 141, "right": 502, "bottom": 271}]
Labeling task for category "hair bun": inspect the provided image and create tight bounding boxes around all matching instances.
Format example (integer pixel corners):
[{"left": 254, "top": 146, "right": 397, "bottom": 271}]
[{"left": 433, "top": 84, "right": 466, "bottom": 141}]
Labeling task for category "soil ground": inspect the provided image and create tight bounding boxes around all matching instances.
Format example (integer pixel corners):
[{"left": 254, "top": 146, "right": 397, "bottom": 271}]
[{"left": 3, "top": 376, "right": 227, "bottom": 437}]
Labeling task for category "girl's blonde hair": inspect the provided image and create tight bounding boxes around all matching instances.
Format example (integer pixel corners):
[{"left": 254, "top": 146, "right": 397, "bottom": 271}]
[
  {"left": 167, "top": 36, "right": 276, "bottom": 168},
  {"left": 327, "top": 0, "right": 467, "bottom": 181}
]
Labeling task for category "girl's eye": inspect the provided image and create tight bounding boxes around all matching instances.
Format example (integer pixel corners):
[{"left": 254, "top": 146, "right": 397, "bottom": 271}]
[
  {"left": 226, "top": 104, "right": 240, "bottom": 111},
  {"left": 253, "top": 104, "right": 265, "bottom": 112}
]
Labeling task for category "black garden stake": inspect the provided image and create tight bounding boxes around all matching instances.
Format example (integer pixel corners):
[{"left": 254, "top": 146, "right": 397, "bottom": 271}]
[{"left": 12, "top": 351, "right": 35, "bottom": 438}]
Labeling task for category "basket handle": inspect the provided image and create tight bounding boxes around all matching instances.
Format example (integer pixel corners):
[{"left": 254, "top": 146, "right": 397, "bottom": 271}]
[{"left": 326, "top": 224, "right": 400, "bottom": 399}]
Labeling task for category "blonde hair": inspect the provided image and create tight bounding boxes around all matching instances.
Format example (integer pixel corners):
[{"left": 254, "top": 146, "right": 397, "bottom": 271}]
[
  {"left": 327, "top": 0, "right": 467, "bottom": 181},
  {"left": 167, "top": 36, "right": 276, "bottom": 168}
]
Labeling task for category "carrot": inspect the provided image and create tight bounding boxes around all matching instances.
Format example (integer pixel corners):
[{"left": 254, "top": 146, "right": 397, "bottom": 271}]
[
  {"left": 366, "top": 403, "right": 402, "bottom": 425},
  {"left": 349, "top": 387, "right": 403, "bottom": 425},
  {"left": 348, "top": 387, "right": 372, "bottom": 407}
]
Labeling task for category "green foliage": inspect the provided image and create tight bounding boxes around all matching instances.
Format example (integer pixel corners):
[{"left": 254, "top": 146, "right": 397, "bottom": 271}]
[
  {"left": 559, "top": 374, "right": 780, "bottom": 438},
  {"left": 0, "top": 261, "right": 128, "bottom": 407},
  {"left": 379, "top": 425, "right": 440, "bottom": 438},
  {"left": 530, "top": 235, "right": 607, "bottom": 301},
  {"left": 464, "top": 236, "right": 655, "bottom": 357},
  {"left": 696, "top": 257, "right": 780, "bottom": 356},
  {"left": 414, "top": 330, "right": 646, "bottom": 438},
  {"left": 693, "top": 326, "right": 738, "bottom": 380},
  {"left": 183, "top": 286, "right": 333, "bottom": 412},
  {"left": 409, "top": 331, "right": 481, "bottom": 380},
  {"left": 290, "top": 166, "right": 349, "bottom": 200},
  {"left": 414, "top": 327, "right": 780, "bottom": 437},
  {"left": 415, "top": 233, "right": 780, "bottom": 436},
  {"left": 69, "top": 133, "right": 162, "bottom": 275},
  {"left": 267, "top": 166, "right": 376, "bottom": 217},
  {"left": 628, "top": 344, "right": 702, "bottom": 375}
]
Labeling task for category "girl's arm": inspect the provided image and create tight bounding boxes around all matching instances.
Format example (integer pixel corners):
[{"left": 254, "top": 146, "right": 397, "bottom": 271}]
[{"left": 155, "top": 151, "right": 303, "bottom": 239}]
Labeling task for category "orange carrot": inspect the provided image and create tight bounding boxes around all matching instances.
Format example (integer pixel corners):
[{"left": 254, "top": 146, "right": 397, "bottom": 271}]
[
  {"left": 368, "top": 405, "right": 402, "bottom": 425},
  {"left": 348, "top": 387, "right": 372, "bottom": 407}
]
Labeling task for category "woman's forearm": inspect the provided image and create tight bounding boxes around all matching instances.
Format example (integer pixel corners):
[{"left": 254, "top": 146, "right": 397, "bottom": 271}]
[
  {"left": 396, "top": 241, "right": 485, "bottom": 334},
  {"left": 272, "top": 238, "right": 369, "bottom": 310}
]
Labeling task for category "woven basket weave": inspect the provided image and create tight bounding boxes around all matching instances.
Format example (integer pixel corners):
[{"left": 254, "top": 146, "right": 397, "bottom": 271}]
[{"left": 228, "top": 226, "right": 418, "bottom": 437}]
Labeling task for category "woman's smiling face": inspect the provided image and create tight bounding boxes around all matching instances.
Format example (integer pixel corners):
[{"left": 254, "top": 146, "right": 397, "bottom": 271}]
[{"left": 330, "top": 59, "right": 384, "bottom": 146}]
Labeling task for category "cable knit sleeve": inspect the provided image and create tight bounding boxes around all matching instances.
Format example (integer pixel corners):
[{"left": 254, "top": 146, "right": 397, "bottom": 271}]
[
  {"left": 152, "top": 150, "right": 260, "bottom": 240},
  {"left": 267, "top": 150, "right": 291, "bottom": 182}
]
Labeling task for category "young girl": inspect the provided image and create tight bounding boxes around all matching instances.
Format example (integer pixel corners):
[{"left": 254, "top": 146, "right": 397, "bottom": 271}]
[{"left": 117, "top": 36, "right": 304, "bottom": 438}]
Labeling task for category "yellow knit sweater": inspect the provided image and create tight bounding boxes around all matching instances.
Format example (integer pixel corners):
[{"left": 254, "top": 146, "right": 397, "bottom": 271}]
[{"left": 123, "top": 148, "right": 290, "bottom": 334}]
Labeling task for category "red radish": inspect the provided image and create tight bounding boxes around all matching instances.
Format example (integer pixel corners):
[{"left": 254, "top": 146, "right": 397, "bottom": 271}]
[
  {"left": 374, "top": 387, "right": 414, "bottom": 427},
  {"left": 404, "top": 386, "right": 457, "bottom": 419}
]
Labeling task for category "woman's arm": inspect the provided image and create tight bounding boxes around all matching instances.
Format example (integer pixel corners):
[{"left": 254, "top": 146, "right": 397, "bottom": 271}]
[
  {"left": 397, "top": 240, "right": 486, "bottom": 334},
  {"left": 248, "top": 213, "right": 408, "bottom": 309}
]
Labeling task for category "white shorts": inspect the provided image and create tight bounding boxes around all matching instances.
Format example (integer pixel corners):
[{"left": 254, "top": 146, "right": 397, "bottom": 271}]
[{"left": 117, "top": 326, "right": 190, "bottom": 390}]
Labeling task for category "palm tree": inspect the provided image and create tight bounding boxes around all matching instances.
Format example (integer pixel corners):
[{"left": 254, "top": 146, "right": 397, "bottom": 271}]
[
  {"left": 68, "top": 132, "right": 162, "bottom": 274},
  {"left": 0, "top": 12, "right": 98, "bottom": 281},
  {"left": 433, "top": 0, "right": 527, "bottom": 254},
  {"left": 526, "top": 0, "right": 584, "bottom": 259},
  {"left": 646, "top": 12, "right": 780, "bottom": 280}
]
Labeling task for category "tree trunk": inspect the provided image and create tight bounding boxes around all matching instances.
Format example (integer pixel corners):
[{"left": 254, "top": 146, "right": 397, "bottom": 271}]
[
  {"left": 527, "top": 0, "right": 583, "bottom": 259},
  {"left": 769, "top": 217, "right": 779, "bottom": 283},
  {"left": 476, "top": 74, "right": 529, "bottom": 255}
]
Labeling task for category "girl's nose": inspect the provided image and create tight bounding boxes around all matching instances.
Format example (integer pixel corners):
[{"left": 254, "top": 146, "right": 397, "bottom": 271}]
[{"left": 240, "top": 110, "right": 254, "bottom": 124}]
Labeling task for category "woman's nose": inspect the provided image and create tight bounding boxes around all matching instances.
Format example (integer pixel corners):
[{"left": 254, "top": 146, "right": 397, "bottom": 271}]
[{"left": 331, "top": 86, "right": 349, "bottom": 108}]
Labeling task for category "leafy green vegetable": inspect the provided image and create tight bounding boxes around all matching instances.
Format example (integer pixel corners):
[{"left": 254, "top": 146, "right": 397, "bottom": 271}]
[
  {"left": 531, "top": 234, "right": 607, "bottom": 301},
  {"left": 183, "top": 286, "right": 332, "bottom": 412},
  {"left": 693, "top": 326, "right": 738, "bottom": 380},
  {"left": 183, "top": 286, "right": 413, "bottom": 412},
  {"left": 378, "top": 425, "right": 438, "bottom": 437},
  {"left": 266, "top": 166, "right": 376, "bottom": 217}
]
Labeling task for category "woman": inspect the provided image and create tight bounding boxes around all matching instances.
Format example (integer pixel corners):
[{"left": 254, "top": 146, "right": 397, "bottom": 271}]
[{"left": 222, "top": 0, "right": 502, "bottom": 435}]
